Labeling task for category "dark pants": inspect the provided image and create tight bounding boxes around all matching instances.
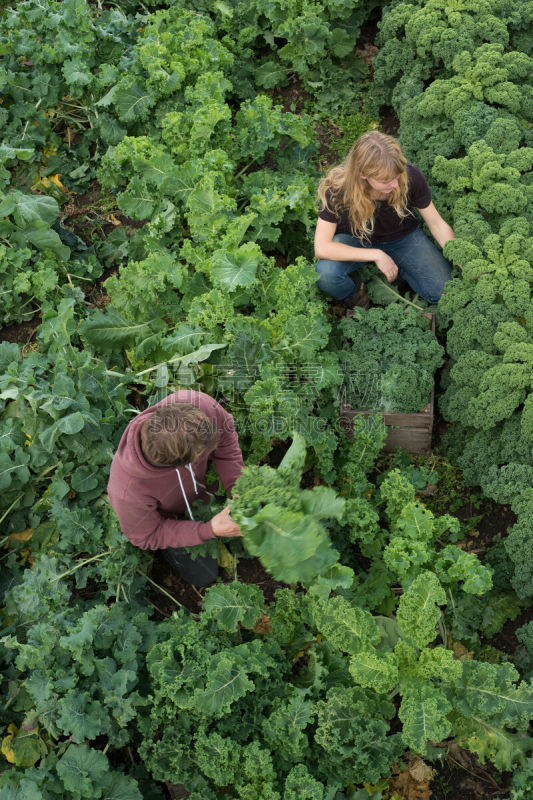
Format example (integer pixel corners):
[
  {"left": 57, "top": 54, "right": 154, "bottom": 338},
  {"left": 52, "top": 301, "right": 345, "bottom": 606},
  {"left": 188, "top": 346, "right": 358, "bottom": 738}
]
[
  {"left": 315, "top": 229, "right": 452, "bottom": 304},
  {"left": 161, "top": 547, "right": 218, "bottom": 587}
]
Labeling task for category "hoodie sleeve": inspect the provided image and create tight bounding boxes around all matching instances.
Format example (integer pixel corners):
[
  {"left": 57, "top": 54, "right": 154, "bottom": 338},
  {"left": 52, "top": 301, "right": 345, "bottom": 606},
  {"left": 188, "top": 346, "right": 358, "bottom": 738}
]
[
  {"left": 108, "top": 490, "right": 215, "bottom": 550},
  {"left": 211, "top": 406, "right": 244, "bottom": 493}
]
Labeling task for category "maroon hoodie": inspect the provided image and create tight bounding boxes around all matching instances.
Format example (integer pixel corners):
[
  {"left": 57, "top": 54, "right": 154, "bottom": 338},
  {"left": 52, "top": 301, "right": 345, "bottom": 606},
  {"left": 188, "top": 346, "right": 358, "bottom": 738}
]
[{"left": 107, "top": 390, "right": 244, "bottom": 550}]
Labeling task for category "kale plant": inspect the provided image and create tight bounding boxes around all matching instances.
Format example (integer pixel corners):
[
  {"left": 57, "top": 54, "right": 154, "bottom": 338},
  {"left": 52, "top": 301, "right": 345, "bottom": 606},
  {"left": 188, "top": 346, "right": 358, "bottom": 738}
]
[{"left": 338, "top": 306, "right": 443, "bottom": 413}]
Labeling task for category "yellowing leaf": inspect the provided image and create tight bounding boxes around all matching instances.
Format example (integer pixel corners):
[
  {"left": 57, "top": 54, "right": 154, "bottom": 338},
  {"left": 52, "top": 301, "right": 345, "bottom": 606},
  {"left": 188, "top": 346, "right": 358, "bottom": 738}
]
[
  {"left": 42, "top": 143, "right": 57, "bottom": 158},
  {"left": 1, "top": 720, "right": 46, "bottom": 766},
  {"left": 9, "top": 528, "right": 34, "bottom": 543},
  {"left": 48, "top": 174, "right": 68, "bottom": 192},
  {"left": 453, "top": 640, "right": 474, "bottom": 661},
  {"left": 217, "top": 541, "right": 235, "bottom": 570},
  {"left": 1, "top": 724, "right": 18, "bottom": 764},
  {"left": 33, "top": 174, "right": 68, "bottom": 193},
  {"left": 106, "top": 213, "right": 122, "bottom": 226}
]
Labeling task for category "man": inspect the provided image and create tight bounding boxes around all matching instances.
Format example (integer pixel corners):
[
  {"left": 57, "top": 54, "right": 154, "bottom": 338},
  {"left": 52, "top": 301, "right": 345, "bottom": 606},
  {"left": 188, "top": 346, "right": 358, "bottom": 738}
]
[{"left": 108, "top": 389, "right": 243, "bottom": 586}]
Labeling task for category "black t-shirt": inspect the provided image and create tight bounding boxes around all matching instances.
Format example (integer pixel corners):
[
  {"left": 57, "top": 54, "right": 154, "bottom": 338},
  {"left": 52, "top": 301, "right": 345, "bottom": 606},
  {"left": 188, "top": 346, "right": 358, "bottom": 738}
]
[{"left": 318, "top": 162, "right": 432, "bottom": 243}]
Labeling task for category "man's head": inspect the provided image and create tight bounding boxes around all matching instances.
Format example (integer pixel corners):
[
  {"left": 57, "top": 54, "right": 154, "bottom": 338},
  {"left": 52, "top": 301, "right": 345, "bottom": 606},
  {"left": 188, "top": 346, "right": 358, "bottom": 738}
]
[{"left": 140, "top": 404, "right": 221, "bottom": 467}]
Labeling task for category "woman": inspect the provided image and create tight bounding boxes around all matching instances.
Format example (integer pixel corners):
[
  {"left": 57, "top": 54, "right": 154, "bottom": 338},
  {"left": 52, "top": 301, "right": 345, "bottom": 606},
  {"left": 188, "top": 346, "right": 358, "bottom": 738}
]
[{"left": 314, "top": 131, "right": 454, "bottom": 308}]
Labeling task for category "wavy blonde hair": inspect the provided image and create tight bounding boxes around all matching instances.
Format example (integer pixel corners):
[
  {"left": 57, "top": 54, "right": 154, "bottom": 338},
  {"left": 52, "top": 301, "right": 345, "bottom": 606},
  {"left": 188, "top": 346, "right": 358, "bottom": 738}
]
[{"left": 318, "top": 131, "right": 411, "bottom": 241}]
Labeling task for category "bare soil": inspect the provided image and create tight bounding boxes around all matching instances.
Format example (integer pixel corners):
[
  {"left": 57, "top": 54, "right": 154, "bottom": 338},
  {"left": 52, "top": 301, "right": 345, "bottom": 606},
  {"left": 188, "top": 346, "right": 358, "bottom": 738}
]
[
  {"left": 0, "top": 316, "right": 41, "bottom": 345},
  {"left": 60, "top": 180, "right": 147, "bottom": 241},
  {"left": 146, "top": 551, "right": 287, "bottom": 618},
  {"left": 431, "top": 743, "right": 511, "bottom": 799}
]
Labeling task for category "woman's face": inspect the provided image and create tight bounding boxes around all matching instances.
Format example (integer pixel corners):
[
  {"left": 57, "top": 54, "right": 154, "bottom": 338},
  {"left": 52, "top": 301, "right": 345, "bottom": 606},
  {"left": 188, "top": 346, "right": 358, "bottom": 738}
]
[{"left": 361, "top": 174, "right": 399, "bottom": 194}]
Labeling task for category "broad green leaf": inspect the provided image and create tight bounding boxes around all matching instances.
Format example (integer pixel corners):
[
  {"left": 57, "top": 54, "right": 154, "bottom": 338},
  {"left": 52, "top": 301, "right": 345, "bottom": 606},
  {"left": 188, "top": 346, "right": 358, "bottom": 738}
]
[
  {"left": 113, "top": 81, "right": 154, "bottom": 123},
  {"left": 245, "top": 505, "right": 322, "bottom": 564},
  {"left": 4, "top": 192, "right": 58, "bottom": 226},
  {"left": 280, "top": 314, "right": 331, "bottom": 360},
  {"left": 57, "top": 692, "right": 104, "bottom": 742},
  {"left": 284, "top": 764, "right": 325, "bottom": 800},
  {"left": 57, "top": 412, "right": 85, "bottom": 435},
  {"left": 300, "top": 486, "right": 345, "bottom": 521},
  {"left": 172, "top": 161, "right": 199, "bottom": 203},
  {"left": 309, "top": 594, "right": 380, "bottom": 655},
  {"left": 456, "top": 660, "right": 533, "bottom": 725},
  {"left": 310, "top": 563, "right": 354, "bottom": 596},
  {"left": 80, "top": 309, "right": 152, "bottom": 353},
  {"left": 210, "top": 243, "right": 261, "bottom": 290},
  {"left": 0, "top": 145, "right": 34, "bottom": 163},
  {"left": 242, "top": 503, "right": 339, "bottom": 585},
  {"left": 330, "top": 27, "right": 355, "bottom": 58},
  {"left": 70, "top": 466, "right": 99, "bottom": 494},
  {"left": 172, "top": 342, "right": 227, "bottom": 368},
  {"left": 101, "top": 772, "right": 143, "bottom": 800},
  {"left": 62, "top": 59, "right": 93, "bottom": 87},
  {"left": 375, "top": 616, "right": 402, "bottom": 651},
  {"left": 392, "top": 503, "right": 435, "bottom": 542},
  {"left": 202, "top": 582, "right": 264, "bottom": 631},
  {"left": 140, "top": 153, "right": 180, "bottom": 190},
  {"left": 349, "top": 651, "right": 399, "bottom": 693},
  {"left": 399, "top": 686, "right": 452, "bottom": 752},
  {"left": 193, "top": 659, "right": 254, "bottom": 715},
  {"left": 396, "top": 571, "right": 446, "bottom": 648},
  {"left": 56, "top": 744, "right": 109, "bottom": 795},
  {"left": 117, "top": 177, "right": 155, "bottom": 219},
  {"left": 255, "top": 60, "right": 287, "bottom": 89},
  {"left": 278, "top": 432, "right": 307, "bottom": 482},
  {"left": 16, "top": 222, "right": 70, "bottom": 259}
]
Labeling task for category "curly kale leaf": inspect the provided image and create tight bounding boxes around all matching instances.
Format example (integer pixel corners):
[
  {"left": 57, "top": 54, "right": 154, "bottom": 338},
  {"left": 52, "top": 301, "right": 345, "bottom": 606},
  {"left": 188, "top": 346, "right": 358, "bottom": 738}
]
[
  {"left": 202, "top": 582, "right": 265, "bottom": 632},
  {"left": 397, "top": 572, "right": 447, "bottom": 648},
  {"left": 314, "top": 686, "right": 403, "bottom": 786},
  {"left": 230, "top": 438, "right": 346, "bottom": 586},
  {"left": 398, "top": 684, "right": 453, "bottom": 753},
  {"left": 340, "top": 306, "right": 442, "bottom": 413}
]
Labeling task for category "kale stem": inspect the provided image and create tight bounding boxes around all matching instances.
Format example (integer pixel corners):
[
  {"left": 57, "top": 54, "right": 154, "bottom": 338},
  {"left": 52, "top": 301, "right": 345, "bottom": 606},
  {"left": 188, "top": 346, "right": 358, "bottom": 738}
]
[
  {"left": 234, "top": 158, "right": 258, "bottom": 180},
  {"left": 52, "top": 550, "right": 111, "bottom": 582},
  {"left": 0, "top": 494, "right": 24, "bottom": 528},
  {"left": 136, "top": 568, "right": 196, "bottom": 615},
  {"left": 438, "top": 614, "right": 447, "bottom": 646},
  {"left": 387, "top": 685, "right": 400, "bottom": 700}
]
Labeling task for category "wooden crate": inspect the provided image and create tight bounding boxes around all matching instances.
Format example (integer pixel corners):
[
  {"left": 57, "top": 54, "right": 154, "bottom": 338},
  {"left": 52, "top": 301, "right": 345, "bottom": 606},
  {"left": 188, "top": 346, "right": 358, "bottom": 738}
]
[{"left": 340, "top": 313, "right": 435, "bottom": 455}]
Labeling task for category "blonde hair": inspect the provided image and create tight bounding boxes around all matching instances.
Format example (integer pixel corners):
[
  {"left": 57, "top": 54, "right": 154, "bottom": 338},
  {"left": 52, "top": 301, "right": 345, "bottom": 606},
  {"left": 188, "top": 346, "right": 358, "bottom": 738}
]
[{"left": 318, "top": 131, "right": 411, "bottom": 241}]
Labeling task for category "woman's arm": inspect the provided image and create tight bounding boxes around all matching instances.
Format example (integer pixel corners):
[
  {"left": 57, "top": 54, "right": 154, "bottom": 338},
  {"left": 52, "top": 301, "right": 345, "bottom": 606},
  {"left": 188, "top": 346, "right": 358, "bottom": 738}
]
[
  {"left": 314, "top": 217, "right": 398, "bottom": 282},
  {"left": 418, "top": 202, "right": 455, "bottom": 249}
]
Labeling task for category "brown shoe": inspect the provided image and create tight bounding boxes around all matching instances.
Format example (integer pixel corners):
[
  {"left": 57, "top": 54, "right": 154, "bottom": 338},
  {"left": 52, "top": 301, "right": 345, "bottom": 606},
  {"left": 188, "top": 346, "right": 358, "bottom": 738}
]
[{"left": 342, "top": 282, "right": 370, "bottom": 310}]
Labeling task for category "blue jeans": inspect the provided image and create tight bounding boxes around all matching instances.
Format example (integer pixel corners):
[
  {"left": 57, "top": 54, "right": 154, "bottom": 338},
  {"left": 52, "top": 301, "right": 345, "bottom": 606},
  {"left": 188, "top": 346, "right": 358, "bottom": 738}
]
[{"left": 315, "top": 229, "right": 452, "bottom": 304}]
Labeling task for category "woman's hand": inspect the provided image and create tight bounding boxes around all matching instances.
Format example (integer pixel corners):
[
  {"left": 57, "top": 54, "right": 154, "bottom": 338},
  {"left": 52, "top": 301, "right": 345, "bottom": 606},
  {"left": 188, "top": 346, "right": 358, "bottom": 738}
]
[
  {"left": 211, "top": 506, "right": 242, "bottom": 538},
  {"left": 374, "top": 251, "right": 399, "bottom": 282}
]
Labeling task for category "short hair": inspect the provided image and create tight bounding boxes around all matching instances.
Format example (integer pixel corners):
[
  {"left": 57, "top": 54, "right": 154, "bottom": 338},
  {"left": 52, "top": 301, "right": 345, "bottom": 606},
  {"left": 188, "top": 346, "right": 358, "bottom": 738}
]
[{"left": 140, "top": 404, "right": 221, "bottom": 466}]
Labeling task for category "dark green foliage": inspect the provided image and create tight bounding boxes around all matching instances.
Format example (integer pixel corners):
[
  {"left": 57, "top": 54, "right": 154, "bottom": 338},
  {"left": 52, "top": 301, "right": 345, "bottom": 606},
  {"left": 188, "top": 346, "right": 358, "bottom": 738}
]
[{"left": 338, "top": 306, "right": 443, "bottom": 412}]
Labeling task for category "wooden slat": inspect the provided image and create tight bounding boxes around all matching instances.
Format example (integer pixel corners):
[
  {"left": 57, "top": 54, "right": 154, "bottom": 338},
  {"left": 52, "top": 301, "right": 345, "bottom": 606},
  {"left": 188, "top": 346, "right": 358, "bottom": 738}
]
[{"left": 384, "top": 428, "right": 432, "bottom": 454}]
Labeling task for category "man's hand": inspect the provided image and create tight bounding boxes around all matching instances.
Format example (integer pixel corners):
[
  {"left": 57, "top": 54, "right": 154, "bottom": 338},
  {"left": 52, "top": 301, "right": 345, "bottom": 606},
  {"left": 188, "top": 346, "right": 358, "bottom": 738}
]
[
  {"left": 374, "top": 251, "right": 398, "bottom": 282},
  {"left": 211, "top": 506, "right": 242, "bottom": 538}
]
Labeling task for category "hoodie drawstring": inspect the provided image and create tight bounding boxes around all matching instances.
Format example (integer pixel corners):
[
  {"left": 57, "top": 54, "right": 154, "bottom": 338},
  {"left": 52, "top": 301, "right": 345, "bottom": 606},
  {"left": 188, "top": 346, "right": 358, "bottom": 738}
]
[
  {"left": 187, "top": 463, "right": 198, "bottom": 495},
  {"left": 176, "top": 468, "right": 194, "bottom": 521},
  {"left": 176, "top": 463, "right": 214, "bottom": 520}
]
